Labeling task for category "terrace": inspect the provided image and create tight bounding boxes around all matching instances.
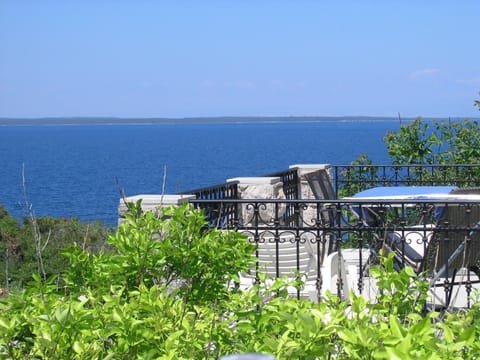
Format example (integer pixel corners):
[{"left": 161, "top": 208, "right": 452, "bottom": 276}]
[{"left": 119, "top": 164, "right": 480, "bottom": 310}]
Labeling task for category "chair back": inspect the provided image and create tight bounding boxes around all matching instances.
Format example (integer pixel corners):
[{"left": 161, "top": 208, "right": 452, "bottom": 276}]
[
  {"left": 252, "top": 233, "right": 317, "bottom": 279},
  {"left": 305, "top": 169, "right": 336, "bottom": 258},
  {"left": 305, "top": 169, "right": 336, "bottom": 201},
  {"left": 238, "top": 232, "right": 318, "bottom": 300},
  {"left": 424, "top": 188, "right": 480, "bottom": 276}
]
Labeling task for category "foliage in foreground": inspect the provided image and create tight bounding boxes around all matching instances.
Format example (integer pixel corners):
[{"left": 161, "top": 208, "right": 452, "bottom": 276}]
[
  {"left": 1, "top": 203, "right": 480, "bottom": 359},
  {"left": 0, "top": 205, "right": 111, "bottom": 290}
]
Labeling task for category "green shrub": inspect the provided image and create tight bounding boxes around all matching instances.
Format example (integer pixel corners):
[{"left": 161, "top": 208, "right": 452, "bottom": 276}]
[
  {"left": 384, "top": 118, "right": 480, "bottom": 166},
  {"left": 340, "top": 117, "right": 480, "bottom": 197},
  {"left": 0, "top": 206, "right": 111, "bottom": 290},
  {"left": 1, "top": 204, "right": 479, "bottom": 359}
]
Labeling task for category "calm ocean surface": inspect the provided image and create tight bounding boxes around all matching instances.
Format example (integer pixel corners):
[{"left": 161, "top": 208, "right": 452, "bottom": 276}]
[{"left": 0, "top": 121, "right": 401, "bottom": 226}]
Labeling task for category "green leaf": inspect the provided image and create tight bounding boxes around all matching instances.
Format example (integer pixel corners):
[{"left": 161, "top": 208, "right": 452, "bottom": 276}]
[
  {"left": 403, "top": 266, "right": 415, "bottom": 277},
  {"left": 438, "top": 323, "right": 454, "bottom": 343},
  {"left": 411, "top": 316, "right": 433, "bottom": 337},
  {"left": 112, "top": 309, "right": 123, "bottom": 323},
  {"left": 73, "top": 341, "right": 84, "bottom": 354},
  {"left": 385, "top": 346, "right": 409, "bottom": 360},
  {"left": 38, "top": 314, "right": 51, "bottom": 321},
  {"left": 457, "top": 325, "right": 475, "bottom": 344},
  {"left": 389, "top": 314, "right": 404, "bottom": 338},
  {"left": 396, "top": 333, "right": 412, "bottom": 355},
  {"left": 0, "top": 318, "right": 9, "bottom": 330},
  {"left": 338, "top": 329, "right": 359, "bottom": 344},
  {"left": 55, "top": 307, "right": 69, "bottom": 324}
]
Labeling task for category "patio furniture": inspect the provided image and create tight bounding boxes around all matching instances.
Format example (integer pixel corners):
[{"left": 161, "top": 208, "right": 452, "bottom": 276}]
[
  {"left": 304, "top": 168, "right": 337, "bottom": 259},
  {"left": 238, "top": 233, "right": 319, "bottom": 301},
  {"left": 386, "top": 188, "right": 480, "bottom": 275},
  {"left": 348, "top": 185, "right": 458, "bottom": 225},
  {"left": 386, "top": 188, "right": 480, "bottom": 308},
  {"left": 320, "top": 248, "right": 372, "bottom": 299},
  {"left": 341, "top": 186, "right": 480, "bottom": 308},
  {"left": 349, "top": 186, "right": 459, "bottom": 200}
]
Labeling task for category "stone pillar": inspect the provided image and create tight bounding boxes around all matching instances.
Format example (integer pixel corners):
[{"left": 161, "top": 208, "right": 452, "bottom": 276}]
[
  {"left": 287, "top": 164, "right": 332, "bottom": 224},
  {"left": 288, "top": 165, "right": 335, "bottom": 265},
  {"left": 226, "top": 177, "right": 286, "bottom": 226},
  {"left": 289, "top": 164, "right": 332, "bottom": 200},
  {"left": 118, "top": 194, "right": 196, "bottom": 226}
]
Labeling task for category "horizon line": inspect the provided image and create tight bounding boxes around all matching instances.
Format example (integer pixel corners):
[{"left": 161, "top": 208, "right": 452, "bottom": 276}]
[{"left": 1, "top": 114, "right": 478, "bottom": 120}]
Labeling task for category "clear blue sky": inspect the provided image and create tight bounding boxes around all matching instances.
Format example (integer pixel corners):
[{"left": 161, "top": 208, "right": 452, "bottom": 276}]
[{"left": 1, "top": 1, "right": 479, "bottom": 119}]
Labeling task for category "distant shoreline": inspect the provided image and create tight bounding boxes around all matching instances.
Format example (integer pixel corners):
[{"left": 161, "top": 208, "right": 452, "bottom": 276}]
[
  {"left": 0, "top": 116, "right": 400, "bottom": 126},
  {"left": 0, "top": 115, "right": 475, "bottom": 126}
]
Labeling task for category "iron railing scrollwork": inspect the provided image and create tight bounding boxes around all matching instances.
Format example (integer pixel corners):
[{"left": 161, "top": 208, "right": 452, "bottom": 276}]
[
  {"left": 181, "top": 182, "right": 239, "bottom": 226},
  {"left": 189, "top": 198, "right": 480, "bottom": 308},
  {"left": 333, "top": 164, "right": 480, "bottom": 197},
  {"left": 264, "top": 168, "right": 299, "bottom": 225}
]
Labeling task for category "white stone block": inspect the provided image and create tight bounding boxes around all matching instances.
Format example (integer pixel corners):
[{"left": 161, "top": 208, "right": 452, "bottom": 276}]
[
  {"left": 227, "top": 177, "right": 285, "bottom": 225},
  {"left": 118, "top": 194, "right": 195, "bottom": 225}
]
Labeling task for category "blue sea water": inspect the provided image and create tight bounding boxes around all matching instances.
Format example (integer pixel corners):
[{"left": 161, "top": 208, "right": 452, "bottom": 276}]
[{"left": 0, "top": 121, "right": 400, "bottom": 226}]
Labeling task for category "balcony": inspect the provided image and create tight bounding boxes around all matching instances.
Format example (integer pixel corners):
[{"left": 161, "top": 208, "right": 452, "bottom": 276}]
[{"left": 119, "top": 164, "right": 480, "bottom": 309}]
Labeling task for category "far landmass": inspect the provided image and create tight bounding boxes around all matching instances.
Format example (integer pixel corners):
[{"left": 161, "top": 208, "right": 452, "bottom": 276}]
[{"left": 0, "top": 115, "right": 474, "bottom": 126}]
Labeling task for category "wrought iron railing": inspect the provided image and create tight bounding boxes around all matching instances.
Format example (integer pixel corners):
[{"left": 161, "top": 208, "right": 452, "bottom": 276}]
[
  {"left": 173, "top": 164, "right": 480, "bottom": 306},
  {"left": 181, "top": 164, "right": 480, "bottom": 206},
  {"left": 263, "top": 168, "right": 299, "bottom": 200},
  {"left": 190, "top": 198, "right": 480, "bottom": 308},
  {"left": 180, "top": 168, "right": 301, "bottom": 226},
  {"left": 181, "top": 182, "right": 239, "bottom": 226},
  {"left": 263, "top": 168, "right": 299, "bottom": 225},
  {"left": 333, "top": 164, "right": 480, "bottom": 197}
]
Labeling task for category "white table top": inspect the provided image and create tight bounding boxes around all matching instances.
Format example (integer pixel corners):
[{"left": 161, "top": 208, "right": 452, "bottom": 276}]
[{"left": 349, "top": 186, "right": 457, "bottom": 200}]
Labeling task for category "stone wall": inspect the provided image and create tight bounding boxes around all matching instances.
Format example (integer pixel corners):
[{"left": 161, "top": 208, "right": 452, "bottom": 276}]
[
  {"left": 226, "top": 176, "right": 286, "bottom": 226},
  {"left": 118, "top": 194, "right": 195, "bottom": 226},
  {"left": 118, "top": 164, "right": 334, "bottom": 226}
]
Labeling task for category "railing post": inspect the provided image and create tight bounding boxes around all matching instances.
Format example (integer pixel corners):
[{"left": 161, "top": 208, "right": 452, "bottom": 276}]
[
  {"left": 289, "top": 164, "right": 333, "bottom": 225},
  {"left": 226, "top": 177, "right": 285, "bottom": 226}
]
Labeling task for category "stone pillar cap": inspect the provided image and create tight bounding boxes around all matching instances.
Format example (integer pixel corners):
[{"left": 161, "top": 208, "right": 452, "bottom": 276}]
[
  {"left": 119, "top": 194, "right": 195, "bottom": 211},
  {"left": 289, "top": 164, "right": 330, "bottom": 170},
  {"left": 227, "top": 177, "right": 281, "bottom": 185}
]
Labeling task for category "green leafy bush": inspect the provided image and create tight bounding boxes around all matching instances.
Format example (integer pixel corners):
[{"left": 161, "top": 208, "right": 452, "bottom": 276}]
[
  {"left": 1, "top": 204, "right": 479, "bottom": 359},
  {"left": 340, "top": 117, "right": 480, "bottom": 197},
  {"left": 384, "top": 118, "right": 480, "bottom": 165},
  {"left": 0, "top": 206, "right": 110, "bottom": 290}
]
